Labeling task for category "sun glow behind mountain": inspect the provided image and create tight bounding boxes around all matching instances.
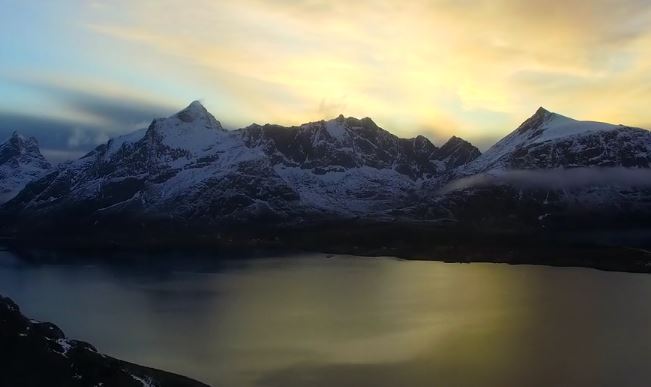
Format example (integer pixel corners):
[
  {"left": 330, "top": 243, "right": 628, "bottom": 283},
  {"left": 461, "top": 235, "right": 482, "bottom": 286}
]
[{"left": 1, "top": 0, "right": 651, "bottom": 159}]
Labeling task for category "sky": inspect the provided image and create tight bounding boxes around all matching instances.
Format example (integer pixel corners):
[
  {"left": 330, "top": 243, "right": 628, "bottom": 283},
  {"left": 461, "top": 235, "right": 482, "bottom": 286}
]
[{"left": 1, "top": 0, "right": 651, "bottom": 161}]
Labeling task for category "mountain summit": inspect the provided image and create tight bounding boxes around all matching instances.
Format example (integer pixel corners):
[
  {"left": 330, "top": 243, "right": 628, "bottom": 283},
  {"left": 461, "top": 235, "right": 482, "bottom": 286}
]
[
  {"left": 0, "top": 132, "right": 51, "bottom": 204},
  {"left": 174, "top": 100, "right": 223, "bottom": 128},
  {"left": 1, "top": 132, "right": 43, "bottom": 160},
  {"left": 461, "top": 107, "right": 651, "bottom": 173}
]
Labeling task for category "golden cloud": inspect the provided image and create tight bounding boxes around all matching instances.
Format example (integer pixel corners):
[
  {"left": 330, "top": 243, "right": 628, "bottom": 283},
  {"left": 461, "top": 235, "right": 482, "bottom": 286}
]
[{"left": 84, "top": 0, "right": 651, "bottom": 146}]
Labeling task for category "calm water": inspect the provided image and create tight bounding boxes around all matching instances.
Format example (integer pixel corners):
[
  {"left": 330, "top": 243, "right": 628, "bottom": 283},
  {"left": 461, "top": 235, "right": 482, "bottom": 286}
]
[{"left": 1, "top": 250, "right": 651, "bottom": 387}]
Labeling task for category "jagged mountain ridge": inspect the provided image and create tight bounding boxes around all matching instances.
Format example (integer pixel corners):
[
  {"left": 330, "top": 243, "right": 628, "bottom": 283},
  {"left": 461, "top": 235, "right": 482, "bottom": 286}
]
[
  {"left": 2, "top": 101, "right": 480, "bottom": 228},
  {"left": 240, "top": 114, "right": 479, "bottom": 178},
  {"left": 0, "top": 132, "right": 51, "bottom": 204}
]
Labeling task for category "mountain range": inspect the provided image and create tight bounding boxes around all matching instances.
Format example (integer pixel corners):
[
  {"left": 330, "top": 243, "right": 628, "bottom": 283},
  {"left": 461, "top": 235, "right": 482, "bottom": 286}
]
[{"left": 2, "top": 102, "right": 651, "bottom": 251}]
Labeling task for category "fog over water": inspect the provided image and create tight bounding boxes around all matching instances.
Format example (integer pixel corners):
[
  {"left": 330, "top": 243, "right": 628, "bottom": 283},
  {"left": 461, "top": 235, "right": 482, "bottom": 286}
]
[{"left": 1, "top": 251, "right": 651, "bottom": 387}]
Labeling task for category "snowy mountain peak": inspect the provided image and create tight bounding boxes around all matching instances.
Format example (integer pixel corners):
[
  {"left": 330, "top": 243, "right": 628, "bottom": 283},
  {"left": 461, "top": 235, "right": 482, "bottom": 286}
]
[
  {"left": 460, "top": 108, "right": 651, "bottom": 173},
  {"left": 534, "top": 106, "right": 550, "bottom": 115},
  {"left": 0, "top": 131, "right": 51, "bottom": 204},
  {"left": 174, "top": 100, "right": 222, "bottom": 129},
  {"left": 2, "top": 131, "right": 43, "bottom": 161},
  {"left": 133, "top": 100, "right": 231, "bottom": 154},
  {"left": 515, "top": 107, "right": 562, "bottom": 136}
]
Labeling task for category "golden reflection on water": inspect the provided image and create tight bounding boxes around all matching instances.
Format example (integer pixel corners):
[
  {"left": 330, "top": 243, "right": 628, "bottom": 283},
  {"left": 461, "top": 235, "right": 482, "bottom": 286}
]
[{"left": 1, "top": 253, "right": 651, "bottom": 387}]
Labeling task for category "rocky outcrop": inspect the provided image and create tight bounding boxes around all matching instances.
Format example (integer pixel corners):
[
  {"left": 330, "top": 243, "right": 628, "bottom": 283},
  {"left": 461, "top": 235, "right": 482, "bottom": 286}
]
[
  {"left": 435, "top": 136, "right": 481, "bottom": 170},
  {"left": 0, "top": 294, "right": 209, "bottom": 387}
]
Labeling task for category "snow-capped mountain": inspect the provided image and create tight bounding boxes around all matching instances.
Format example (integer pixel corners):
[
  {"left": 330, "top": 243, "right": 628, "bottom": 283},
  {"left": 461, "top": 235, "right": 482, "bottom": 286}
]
[
  {"left": 238, "top": 114, "right": 479, "bottom": 214},
  {"left": 0, "top": 132, "right": 51, "bottom": 204},
  {"left": 432, "top": 108, "right": 651, "bottom": 230},
  {"left": 460, "top": 107, "right": 651, "bottom": 174},
  {"left": 3, "top": 102, "right": 651, "bottom": 239},
  {"left": 2, "top": 101, "right": 479, "bottom": 228}
]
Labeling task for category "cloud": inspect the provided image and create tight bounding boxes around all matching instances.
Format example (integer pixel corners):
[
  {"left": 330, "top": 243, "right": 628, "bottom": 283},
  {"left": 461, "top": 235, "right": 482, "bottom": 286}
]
[
  {"left": 2, "top": 0, "right": 651, "bottom": 158},
  {"left": 0, "top": 74, "right": 178, "bottom": 161},
  {"left": 440, "top": 168, "right": 651, "bottom": 194},
  {"left": 3, "top": 74, "right": 177, "bottom": 130},
  {"left": 81, "top": 0, "right": 651, "bottom": 144},
  {"left": 0, "top": 112, "right": 85, "bottom": 151},
  {"left": 40, "top": 149, "right": 89, "bottom": 164},
  {"left": 66, "top": 127, "right": 110, "bottom": 148}
]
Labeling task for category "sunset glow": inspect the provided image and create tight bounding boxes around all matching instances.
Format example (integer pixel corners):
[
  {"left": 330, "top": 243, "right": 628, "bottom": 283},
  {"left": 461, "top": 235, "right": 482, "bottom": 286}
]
[{"left": 2, "top": 0, "right": 651, "bottom": 158}]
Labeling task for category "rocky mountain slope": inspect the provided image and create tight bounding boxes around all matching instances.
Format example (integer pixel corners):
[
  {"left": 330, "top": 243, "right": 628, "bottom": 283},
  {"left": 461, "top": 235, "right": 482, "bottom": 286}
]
[
  {"left": 0, "top": 132, "right": 51, "bottom": 204},
  {"left": 1, "top": 102, "right": 479, "bottom": 231},
  {"left": 0, "top": 294, "right": 209, "bottom": 387}
]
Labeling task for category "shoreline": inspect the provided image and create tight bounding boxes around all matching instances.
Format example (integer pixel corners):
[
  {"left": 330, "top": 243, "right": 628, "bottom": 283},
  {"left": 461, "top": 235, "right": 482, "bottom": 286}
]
[
  {"left": 4, "top": 222, "right": 651, "bottom": 273},
  {"left": 4, "top": 240, "right": 651, "bottom": 274}
]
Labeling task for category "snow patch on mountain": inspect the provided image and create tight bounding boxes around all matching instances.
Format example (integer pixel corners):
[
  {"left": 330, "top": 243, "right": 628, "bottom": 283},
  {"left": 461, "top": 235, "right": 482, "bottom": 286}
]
[
  {"left": 275, "top": 165, "right": 414, "bottom": 214},
  {"left": 324, "top": 115, "right": 349, "bottom": 141},
  {"left": 533, "top": 113, "right": 616, "bottom": 142}
]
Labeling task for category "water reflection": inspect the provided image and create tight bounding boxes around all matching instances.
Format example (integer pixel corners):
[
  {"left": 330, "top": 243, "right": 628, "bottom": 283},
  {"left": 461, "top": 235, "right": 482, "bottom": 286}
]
[{"left": 0, "top": 251, "right": 650, "bottom": 386}]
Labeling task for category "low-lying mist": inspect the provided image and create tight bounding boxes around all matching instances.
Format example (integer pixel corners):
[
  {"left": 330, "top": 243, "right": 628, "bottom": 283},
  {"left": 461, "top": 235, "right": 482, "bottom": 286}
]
[{"left": 440, "top": 167, "right": 651, "bottom": 194}]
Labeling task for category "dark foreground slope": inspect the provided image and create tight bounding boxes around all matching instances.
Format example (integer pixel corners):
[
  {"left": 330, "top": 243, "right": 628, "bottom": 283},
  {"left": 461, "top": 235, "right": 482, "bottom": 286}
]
[{"left": 0, "top": 295, "right": 209, "bottom": 387}]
